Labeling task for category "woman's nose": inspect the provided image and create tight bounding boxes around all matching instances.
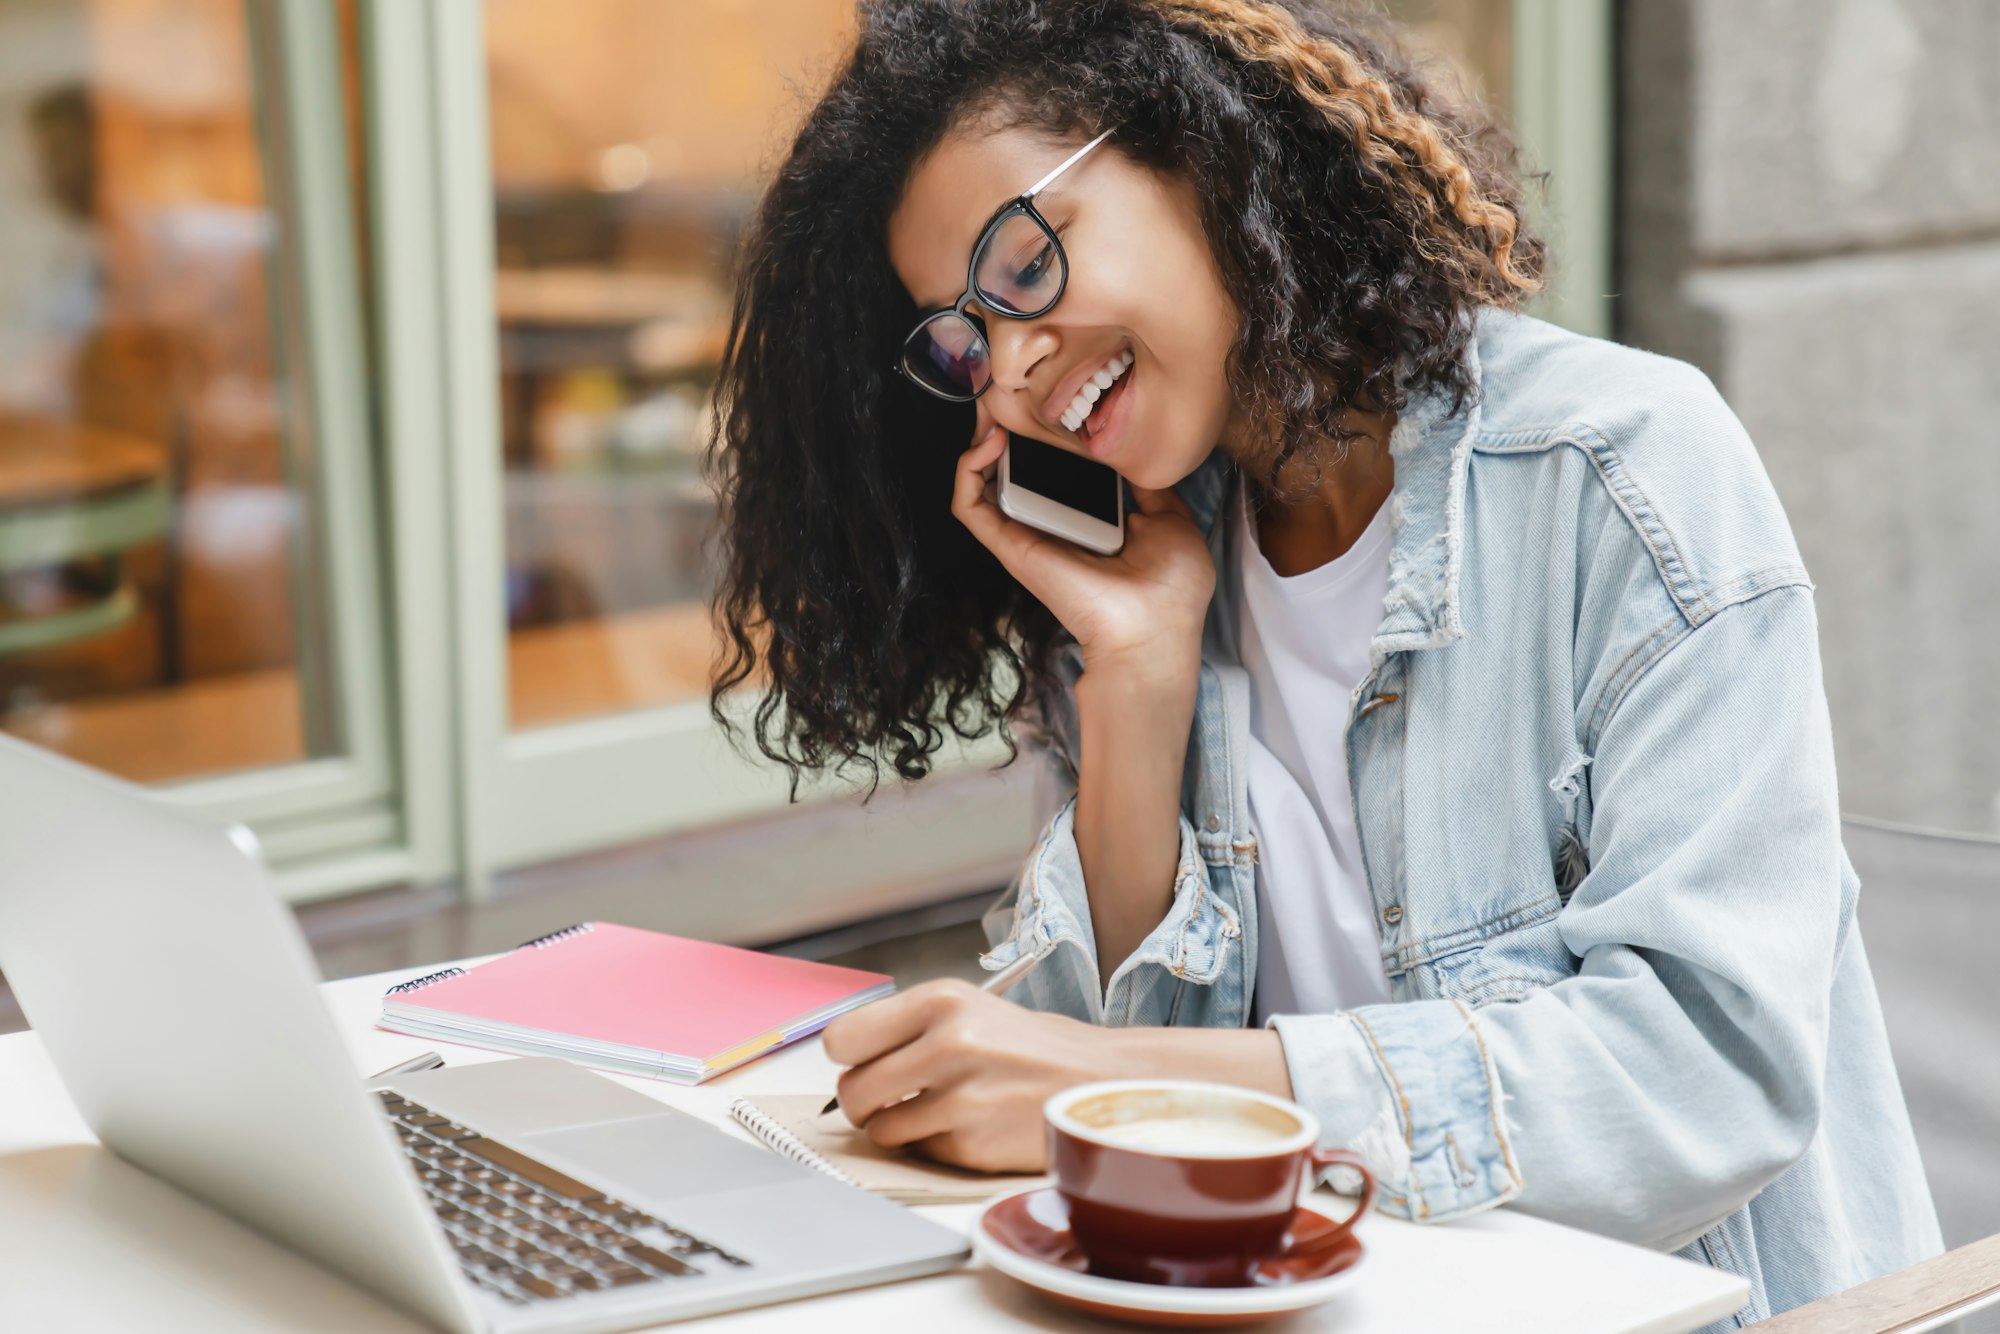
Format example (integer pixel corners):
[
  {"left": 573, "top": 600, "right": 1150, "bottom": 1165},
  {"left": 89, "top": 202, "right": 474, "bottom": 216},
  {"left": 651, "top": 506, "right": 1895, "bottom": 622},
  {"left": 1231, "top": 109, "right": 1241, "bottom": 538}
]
[{"left": 980, "top": 312, "right": 1052, "bottom": 394}]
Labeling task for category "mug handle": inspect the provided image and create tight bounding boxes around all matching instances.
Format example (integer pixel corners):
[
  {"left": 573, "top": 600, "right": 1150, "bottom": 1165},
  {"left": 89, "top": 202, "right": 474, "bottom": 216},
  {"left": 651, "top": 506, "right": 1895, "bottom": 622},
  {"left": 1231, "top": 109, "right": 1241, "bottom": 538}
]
[{"left": 1303, "top": 1146, "right": 1378, "bottom": 1230}]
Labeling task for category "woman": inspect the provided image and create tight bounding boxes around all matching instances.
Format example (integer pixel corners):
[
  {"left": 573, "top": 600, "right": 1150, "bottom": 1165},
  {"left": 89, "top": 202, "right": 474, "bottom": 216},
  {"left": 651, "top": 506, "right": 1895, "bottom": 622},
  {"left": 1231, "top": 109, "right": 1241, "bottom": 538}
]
[{"left": 706, "top": 0, "right": 1942, "bottom": 1323}]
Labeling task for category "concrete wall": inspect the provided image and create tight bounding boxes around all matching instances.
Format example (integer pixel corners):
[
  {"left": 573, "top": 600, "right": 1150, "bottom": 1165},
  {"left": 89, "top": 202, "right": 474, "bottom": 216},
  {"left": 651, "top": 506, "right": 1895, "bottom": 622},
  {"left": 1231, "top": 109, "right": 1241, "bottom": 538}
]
[{"left": 1620, "top": 0, "right": 2000, "bottom": 838}]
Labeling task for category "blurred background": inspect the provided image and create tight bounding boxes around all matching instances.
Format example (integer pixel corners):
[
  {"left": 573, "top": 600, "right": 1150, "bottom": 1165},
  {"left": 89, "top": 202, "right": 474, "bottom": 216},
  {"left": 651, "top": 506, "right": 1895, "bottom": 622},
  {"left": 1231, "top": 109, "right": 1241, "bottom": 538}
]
[{"left": 0, "top": 0, "right": 1991, "bottom": 1312}]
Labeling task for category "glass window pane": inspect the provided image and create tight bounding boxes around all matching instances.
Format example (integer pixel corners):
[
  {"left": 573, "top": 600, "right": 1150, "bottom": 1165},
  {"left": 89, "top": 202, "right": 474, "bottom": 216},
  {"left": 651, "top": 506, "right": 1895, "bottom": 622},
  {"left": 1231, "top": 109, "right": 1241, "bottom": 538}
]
[
  {"left": 485, "top": 0, "right": 858, "bottom": 731},
  {"left": 0, "top": 0, "right": 343, "bottom": 783}
]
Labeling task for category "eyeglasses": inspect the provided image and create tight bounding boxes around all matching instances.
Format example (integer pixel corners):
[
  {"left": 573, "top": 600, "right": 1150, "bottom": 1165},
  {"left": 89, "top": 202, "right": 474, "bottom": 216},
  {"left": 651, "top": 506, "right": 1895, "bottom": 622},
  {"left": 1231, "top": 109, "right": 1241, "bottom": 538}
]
[{"left": 893, "top": 127, "right": 1116, "bottom": 402}]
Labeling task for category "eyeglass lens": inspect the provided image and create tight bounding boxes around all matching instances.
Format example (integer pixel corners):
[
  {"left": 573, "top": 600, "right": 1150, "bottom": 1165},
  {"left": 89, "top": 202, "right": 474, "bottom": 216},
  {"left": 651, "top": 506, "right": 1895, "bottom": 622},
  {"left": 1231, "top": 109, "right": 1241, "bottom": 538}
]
[
  {"left": 974, "top": 211, "right": 1062, "bottom": 315},
  {"left": 902, "top": 211, "right": 1062, "bottom": 398},
  {"left": 909, "top": 311, "right": 989, "bottom": 399}
]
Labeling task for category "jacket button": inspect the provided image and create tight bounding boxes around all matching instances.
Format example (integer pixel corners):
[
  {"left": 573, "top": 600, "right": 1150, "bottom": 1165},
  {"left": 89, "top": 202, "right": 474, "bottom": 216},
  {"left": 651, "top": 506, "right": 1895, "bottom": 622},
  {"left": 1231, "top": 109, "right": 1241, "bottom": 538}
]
[
  {"left": 1205, "top": 814, "right": 1222, "bottom": 832},
  {"left": 1381, "top": 905, "right": 1404, "bottom": 926}
]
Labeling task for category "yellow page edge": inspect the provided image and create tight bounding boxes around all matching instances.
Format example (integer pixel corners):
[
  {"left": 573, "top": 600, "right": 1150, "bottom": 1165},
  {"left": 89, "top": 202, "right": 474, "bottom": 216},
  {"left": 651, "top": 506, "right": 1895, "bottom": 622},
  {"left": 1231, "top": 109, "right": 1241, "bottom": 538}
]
[{"left": 705, "top": 1030, "right": 786, "bottom": 1072}]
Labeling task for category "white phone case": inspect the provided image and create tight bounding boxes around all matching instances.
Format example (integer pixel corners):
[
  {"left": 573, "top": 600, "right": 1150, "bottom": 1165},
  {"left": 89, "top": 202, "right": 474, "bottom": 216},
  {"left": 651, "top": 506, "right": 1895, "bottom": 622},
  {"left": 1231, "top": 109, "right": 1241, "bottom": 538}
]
[{"left": 998, "top": 443, "right": 1126, "bottom": 555}]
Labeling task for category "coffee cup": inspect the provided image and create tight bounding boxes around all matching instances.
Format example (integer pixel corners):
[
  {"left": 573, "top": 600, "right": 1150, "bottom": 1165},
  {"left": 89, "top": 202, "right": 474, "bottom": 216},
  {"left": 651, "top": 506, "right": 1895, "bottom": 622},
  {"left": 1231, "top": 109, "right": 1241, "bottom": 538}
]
[{"left": 1042, "top": 1079, "right": 1376, "bottom": 1287}]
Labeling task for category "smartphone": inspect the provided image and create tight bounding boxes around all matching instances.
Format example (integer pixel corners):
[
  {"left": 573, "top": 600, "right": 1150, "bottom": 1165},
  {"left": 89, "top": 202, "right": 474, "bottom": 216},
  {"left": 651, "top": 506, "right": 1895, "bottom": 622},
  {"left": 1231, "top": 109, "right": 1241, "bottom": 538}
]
[{"left": 998, "top": 432, "right": 1126, "bottom": 555}]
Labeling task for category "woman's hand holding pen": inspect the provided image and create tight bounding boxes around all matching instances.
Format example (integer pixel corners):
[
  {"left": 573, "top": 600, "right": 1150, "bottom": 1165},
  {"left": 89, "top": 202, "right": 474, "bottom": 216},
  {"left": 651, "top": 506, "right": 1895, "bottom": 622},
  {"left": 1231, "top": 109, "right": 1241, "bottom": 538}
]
[
  {"left": 820, "top": 975, "right": 1300, "bottom": 1175},
  {"left": 821, "top": 977, "right": 1109, "bottom": 1174}
]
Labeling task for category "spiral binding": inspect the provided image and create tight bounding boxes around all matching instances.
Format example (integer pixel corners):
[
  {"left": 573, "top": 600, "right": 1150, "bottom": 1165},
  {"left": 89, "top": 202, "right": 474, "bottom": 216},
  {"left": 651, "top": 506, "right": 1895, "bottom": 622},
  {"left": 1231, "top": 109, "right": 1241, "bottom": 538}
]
[
  {"left": 517, "top": 922, "right": 597, "bottom": 950},
  {"left": 383, "top": 967, "right": 468, "bottom": 996},
  {"left": 728, "top": 1098, "right": 859, "bottom": 1187}
]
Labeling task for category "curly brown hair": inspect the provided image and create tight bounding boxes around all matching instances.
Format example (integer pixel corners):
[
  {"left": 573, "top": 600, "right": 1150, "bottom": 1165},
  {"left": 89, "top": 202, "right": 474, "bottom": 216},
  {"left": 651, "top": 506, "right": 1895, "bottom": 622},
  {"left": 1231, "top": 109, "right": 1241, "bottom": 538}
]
[{"left": 709, "top": 0, "right": 1544, "bottom": 795}]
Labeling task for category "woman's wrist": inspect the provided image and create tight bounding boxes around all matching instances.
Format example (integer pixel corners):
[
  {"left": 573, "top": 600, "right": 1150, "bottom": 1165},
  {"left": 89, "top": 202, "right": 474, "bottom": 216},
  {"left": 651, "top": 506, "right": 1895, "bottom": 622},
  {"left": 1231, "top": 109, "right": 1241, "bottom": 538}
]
[
  {"left": 1077, "top": 601, "right": 1204, "bottom": 675},
  {"left": 1082, "top": 1024, "right": 1296, "bottom": 1102},
  {"left": 1076, "top": 639, "right": 1201, "bottom": 711},
  {"left": 1072, "top": 647, "right": 1200, "bottom": 978}
]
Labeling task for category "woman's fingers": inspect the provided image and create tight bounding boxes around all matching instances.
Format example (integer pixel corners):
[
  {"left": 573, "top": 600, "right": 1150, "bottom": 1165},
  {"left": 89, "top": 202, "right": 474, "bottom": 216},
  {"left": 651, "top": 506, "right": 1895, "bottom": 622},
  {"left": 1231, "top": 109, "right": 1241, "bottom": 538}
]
[
  {"left": 853, "top": 1044, "right": 1049, "bottom": 1172},
  {"left": 835, "top": 1027, "right": 964, "bottom": 1129},
  {"left": 828, "top": 980, "right": 1099, "bottom": 1173},
  {"left": 826, "top": 977, "right": 1004, "bottom": 1128},
  {"left": 949, "top": 422, "right": 1008, "bottom": 528},
  {"left": 951, "top": 426, "right": 1084, "bottom": 582},
  {"left": 821, "top": 986, "right": 938, "bottom": 1072},
  {"left": 855, "top": 1085, "right": 960, "bottom": 1150}
]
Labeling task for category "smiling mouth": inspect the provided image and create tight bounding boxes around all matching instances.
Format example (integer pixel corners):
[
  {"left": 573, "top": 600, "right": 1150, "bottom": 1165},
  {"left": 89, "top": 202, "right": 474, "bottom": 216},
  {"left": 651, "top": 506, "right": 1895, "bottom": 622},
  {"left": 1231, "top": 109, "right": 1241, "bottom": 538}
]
[
  {"left": 1081, "top": 361, "right": 1133, "bottom": 441},
  {"left": 1055, "top": 344, "right": 1134, "bottom": 436}
]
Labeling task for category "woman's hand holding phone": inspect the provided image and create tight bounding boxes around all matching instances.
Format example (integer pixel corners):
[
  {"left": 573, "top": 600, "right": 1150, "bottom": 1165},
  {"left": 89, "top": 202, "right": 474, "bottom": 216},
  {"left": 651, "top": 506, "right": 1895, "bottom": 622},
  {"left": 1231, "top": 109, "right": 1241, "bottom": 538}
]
[
  {"left": 952, "top": 421, "right": 1214, "bottom": 681},
  {"left": 954, "top": 417, "right": 1211, "bottom": 989}
]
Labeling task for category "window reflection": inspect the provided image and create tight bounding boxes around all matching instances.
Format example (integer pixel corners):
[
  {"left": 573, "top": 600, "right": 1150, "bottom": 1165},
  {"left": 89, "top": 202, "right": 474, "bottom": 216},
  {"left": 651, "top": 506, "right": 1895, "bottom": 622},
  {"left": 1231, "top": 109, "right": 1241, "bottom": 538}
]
[
  {"left": 487, "top": 0, "right": 857, "bottom": 729},
  {"left": 0, "top": 0, "right": 339, "bottom": 783}
]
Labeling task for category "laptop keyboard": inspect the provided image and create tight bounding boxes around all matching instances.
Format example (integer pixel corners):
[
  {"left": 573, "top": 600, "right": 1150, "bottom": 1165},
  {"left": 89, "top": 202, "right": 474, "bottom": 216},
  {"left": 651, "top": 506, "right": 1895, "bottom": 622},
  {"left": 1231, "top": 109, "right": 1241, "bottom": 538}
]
[{"left": 378, "top": 1091, "right": 751, "bottom": 1305}]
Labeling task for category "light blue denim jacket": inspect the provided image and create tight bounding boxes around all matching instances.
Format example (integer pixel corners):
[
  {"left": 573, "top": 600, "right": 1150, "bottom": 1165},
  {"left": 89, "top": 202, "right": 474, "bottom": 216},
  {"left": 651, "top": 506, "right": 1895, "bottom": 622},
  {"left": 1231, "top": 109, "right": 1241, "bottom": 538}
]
[{"left": 979, "top": 307, "right": 1943, "bottom": 1327}]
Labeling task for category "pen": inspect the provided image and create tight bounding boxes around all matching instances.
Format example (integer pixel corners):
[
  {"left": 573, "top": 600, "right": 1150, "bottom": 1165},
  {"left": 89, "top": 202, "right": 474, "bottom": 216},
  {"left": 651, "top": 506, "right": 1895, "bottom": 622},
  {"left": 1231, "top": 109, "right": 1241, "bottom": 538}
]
[
  {"left": 369, "top": 1051, "right": 446, "bottom": 1081},
  {"left": 819, "top": 948, "right": 1044, "bottom": 1117}
]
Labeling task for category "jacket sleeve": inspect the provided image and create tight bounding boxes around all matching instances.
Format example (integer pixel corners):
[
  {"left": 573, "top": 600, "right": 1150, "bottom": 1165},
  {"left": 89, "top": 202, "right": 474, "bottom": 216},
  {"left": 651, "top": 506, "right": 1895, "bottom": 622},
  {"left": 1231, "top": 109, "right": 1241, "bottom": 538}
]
[
  {"left": 979, "top": 641, "right": 1243, "bottom": 1028},
  {"left": 1267, "top": 583, "right": 1842, "bottom": 1246}
]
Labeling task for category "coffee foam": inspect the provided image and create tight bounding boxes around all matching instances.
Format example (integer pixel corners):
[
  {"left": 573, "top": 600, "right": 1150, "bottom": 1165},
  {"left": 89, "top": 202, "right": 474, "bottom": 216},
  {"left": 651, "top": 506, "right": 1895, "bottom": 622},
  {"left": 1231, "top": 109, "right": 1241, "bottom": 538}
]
[
  {"left": 1060, "top": 1086, "right": 1305, "bottom": 1156},
  {"left": 1091, "top": 1112, "right": 1293, "bottom": 1153}
]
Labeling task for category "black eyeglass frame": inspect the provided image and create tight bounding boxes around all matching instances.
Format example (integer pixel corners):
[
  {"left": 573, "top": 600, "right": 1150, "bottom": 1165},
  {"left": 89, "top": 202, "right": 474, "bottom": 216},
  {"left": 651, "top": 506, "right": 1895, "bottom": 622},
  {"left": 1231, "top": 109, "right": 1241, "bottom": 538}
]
[{"left": 892, "top": 127, "right": 1117, "bottom": 403}]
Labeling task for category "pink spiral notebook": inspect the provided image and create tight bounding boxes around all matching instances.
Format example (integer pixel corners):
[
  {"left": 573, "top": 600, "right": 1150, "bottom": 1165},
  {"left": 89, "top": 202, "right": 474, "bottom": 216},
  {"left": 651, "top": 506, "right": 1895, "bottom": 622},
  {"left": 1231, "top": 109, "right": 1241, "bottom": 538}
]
[{"left": 376, "top": 922, "right": 895, "bottom": 1084}]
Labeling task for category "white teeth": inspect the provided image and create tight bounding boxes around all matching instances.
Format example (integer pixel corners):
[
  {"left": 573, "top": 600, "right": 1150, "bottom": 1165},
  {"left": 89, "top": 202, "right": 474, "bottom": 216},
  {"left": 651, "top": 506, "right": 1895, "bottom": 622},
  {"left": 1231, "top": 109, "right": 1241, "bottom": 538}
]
[{"left": 1059, "top": 348, "right": 1134, "bottom": 431}]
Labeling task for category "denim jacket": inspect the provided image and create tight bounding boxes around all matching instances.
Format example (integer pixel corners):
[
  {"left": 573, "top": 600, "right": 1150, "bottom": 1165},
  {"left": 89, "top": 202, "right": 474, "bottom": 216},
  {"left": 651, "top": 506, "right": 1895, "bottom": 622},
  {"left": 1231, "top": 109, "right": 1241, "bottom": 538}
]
[{"left": 979, "top": 307, "right": 1943, "bottom": 1327}]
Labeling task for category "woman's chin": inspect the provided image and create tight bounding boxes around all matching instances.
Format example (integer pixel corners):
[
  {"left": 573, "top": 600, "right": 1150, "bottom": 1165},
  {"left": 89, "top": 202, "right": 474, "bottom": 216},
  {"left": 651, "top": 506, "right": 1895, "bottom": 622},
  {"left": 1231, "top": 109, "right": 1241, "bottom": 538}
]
[{"left": 1117, "top": 450, "right": 1208, "bottom": 498}]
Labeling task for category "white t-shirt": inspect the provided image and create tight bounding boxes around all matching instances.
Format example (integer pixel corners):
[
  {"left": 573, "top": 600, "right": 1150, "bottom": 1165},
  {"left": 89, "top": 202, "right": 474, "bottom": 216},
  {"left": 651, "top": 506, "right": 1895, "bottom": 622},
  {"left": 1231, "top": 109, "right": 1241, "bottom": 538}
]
[{"left": 1230, "top": 479, "right": 1397, "bottom": 1023}]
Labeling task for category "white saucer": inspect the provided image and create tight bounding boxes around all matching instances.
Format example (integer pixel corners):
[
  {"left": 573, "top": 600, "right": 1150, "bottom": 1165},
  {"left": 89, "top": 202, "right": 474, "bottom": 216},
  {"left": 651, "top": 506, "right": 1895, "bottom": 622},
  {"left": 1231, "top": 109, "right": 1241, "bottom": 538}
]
[{"left": 973, "top": 1186, "right": 1368, "bottom": 1326}]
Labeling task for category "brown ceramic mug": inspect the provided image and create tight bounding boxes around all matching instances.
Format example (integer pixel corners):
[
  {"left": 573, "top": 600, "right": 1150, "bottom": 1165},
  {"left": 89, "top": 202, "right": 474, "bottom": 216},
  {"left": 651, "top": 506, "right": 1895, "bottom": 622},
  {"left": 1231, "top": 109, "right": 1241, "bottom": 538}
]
[{"left": 1042, "top": 1079, "right": 1376, "bottom": 1288}]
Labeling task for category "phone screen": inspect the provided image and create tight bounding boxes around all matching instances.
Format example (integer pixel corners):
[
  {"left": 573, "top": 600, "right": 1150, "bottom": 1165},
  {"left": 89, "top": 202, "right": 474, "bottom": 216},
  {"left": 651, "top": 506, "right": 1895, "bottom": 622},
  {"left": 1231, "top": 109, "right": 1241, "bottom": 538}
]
[{"left": 1007, "top": 433, "right": 1121, "bottom": 524}]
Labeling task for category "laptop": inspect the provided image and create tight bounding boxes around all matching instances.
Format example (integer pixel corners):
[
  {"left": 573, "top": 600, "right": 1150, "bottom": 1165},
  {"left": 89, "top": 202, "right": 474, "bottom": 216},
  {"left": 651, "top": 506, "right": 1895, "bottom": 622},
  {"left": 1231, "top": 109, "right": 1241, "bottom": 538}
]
[{"left": 0, "top": 734, "right": 969, "bottom": 1331}]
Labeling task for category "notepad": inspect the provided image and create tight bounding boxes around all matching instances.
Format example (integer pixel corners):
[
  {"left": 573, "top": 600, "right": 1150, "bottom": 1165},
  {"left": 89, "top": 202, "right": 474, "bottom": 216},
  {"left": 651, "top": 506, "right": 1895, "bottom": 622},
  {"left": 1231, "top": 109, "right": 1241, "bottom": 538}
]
[
  {"left": 376, "top": 922, "right": 895, "bottom": 1084},
  {"left": 729, "top": 1094, "right": 1049, "bottom": 1204}
]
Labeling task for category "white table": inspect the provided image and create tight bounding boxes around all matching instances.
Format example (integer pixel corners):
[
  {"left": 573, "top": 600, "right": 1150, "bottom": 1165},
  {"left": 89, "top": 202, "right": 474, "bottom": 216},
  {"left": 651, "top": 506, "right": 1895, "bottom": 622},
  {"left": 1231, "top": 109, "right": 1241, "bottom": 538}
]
[{"left": 0, "top": 962, "right": 1750, "bottom": 1332}]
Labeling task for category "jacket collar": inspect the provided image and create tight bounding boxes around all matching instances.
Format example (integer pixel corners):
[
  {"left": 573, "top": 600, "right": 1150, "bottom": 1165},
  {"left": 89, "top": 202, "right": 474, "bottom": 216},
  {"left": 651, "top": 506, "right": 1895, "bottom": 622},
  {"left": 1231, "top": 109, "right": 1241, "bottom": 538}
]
[{"left": 1176, "top": 319, "right": 1483, "bottom": 669}]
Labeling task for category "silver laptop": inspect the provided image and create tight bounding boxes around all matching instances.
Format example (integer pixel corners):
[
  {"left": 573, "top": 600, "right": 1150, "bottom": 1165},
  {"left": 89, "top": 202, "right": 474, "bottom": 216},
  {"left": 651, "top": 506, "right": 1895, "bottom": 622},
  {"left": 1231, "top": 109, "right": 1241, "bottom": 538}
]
[{"left": 0, "top": 735, "right": 969, "bottom": 1331}]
